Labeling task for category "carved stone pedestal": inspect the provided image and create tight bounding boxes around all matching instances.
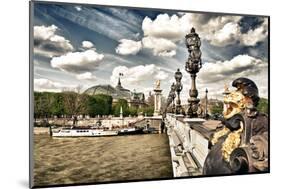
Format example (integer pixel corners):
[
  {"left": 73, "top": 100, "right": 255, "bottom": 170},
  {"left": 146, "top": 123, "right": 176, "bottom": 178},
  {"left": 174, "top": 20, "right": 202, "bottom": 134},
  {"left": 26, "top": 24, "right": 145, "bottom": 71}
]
[{"left": 154, "top": 88, "right": 162, "bottom": 116}]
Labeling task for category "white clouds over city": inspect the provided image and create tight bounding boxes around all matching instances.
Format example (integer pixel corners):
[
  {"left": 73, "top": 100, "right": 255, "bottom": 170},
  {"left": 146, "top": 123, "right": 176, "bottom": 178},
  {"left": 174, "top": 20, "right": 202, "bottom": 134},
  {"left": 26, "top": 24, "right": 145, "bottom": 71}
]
[
  {"left": 110, "top": 64, "right": 169, "bottom": 86},
  {"left": 140, "top": 13, "right": 268, "bottom": 53},
  {"left": 33, "top": 5, "right": 268, "bottom": 99}
]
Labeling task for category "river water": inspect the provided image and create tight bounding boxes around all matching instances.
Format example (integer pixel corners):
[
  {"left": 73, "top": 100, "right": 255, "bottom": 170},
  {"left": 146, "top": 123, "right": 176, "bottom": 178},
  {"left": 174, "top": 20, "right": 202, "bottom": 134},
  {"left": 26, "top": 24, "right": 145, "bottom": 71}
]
[{"left": 33, "top": 133, "right": 173, "bottom": 186}]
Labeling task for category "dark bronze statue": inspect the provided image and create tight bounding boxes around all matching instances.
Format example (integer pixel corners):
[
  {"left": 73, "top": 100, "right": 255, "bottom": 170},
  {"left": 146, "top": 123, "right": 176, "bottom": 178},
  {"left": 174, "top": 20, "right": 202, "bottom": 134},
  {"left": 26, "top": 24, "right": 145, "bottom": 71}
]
[{"left": 203, "top": 78, "right": 268, "bottom": 175}]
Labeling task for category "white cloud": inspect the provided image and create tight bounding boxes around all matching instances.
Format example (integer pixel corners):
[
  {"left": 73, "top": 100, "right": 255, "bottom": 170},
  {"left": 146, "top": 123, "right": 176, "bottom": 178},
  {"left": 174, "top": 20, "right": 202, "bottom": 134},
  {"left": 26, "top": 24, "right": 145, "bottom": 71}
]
[
  {"left": 211, "top": 22, "right": 241, "bottom": 46},
  {"left": 75, "top": 6, "right": 82, "bottom": 11},
  {"left": 82, "top": 41, "right": 94, "bottom": 49},
  {"left": 182, "top": 14, "right": 268, "bottom": 47},
  {"left": 51, "top": 49, "right": 104, "bottom": 73},
  {"left": 240, "top": 20, "right": 268, "bottom": 46},
  {"left": 155, "top": 70, "right": 169, "bottom": 80},
  {"left": 196, "top": 54, "right": 268, "bottom": 98},
  {"left": 139, "top": 13, "right": 267, "bottom": 57},
  {"left": 34, "top": 25, "right": 57, "bottom": 41},
  {"left": 115, "top": 39, "right": 142, "bottom": 55},
  {"left": 110, "top": 64, "right": 169, "bottom": 86},
  {"left": 141, "top": 13, "right": 268, "bottom": 49},
  {"left": 34, "top": 78, "right": 73, "bottom": 92},
  {"left": 141, "top": 13, "right": 188, "bottom": 56},
  {"left": 76, "top": 72, "right": 97, "bottom": 80},
  {"left": 34, "top": 25, "right": 73, "bottom": 57},
  {"left": 142, "top": 36, "right": 177, "bottom": 57},
  {"left": 201, "top": 54, "right": 266, "bottom": 81},
  {"left": 204, "top": 17, "right": 268, "bottom": 46},
  {"left": 181, "top": 14, "right": 242, "bottom": 46},
  {"left": 142, "top": 14, "right": 188, "bottom": 42}
]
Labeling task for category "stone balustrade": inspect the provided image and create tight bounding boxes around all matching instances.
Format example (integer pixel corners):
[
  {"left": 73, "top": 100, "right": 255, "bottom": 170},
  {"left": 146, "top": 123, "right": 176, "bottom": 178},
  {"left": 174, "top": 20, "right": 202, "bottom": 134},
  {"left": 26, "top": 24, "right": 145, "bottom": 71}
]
[{"left": 165, "top": 113, "right": 219, "bottom": 177}]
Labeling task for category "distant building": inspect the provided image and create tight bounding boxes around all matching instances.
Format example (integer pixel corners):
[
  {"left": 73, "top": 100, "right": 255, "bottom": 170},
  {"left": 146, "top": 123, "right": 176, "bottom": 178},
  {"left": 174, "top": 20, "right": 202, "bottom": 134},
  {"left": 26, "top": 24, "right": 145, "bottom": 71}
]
[{"left": 84, "top": 76, "right": 146, "bottom": 109}]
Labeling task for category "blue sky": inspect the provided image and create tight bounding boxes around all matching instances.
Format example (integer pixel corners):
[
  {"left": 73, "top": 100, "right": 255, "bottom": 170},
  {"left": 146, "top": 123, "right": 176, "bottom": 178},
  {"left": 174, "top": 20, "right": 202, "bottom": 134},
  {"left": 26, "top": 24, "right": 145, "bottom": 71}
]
[{"left": 33, "top": 2, "right": 269, "bottom": 100}]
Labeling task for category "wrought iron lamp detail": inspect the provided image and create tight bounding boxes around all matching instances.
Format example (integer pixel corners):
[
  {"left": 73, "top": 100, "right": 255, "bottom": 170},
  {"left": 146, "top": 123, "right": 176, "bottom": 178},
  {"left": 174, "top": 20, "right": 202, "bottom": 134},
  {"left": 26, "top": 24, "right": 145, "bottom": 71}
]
[
  {"left": 174, "top": 68, "right": 183, "bottom": 114},
  {"left": 205, "top": 88, "right": 208, "bottom": 119},
  {"left": 171, "top": 83, "right": 176, "bottom": 113},
  {"left": 185, "top": 27, "right": 202, "bottom": 118}
]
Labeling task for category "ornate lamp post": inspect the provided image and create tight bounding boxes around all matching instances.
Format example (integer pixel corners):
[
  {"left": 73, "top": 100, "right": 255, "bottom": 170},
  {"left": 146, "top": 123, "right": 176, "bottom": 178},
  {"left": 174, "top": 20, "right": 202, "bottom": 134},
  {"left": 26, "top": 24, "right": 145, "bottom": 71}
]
[
  {"left": 171, "top": 85, "right": 176, "bottom": 114},
  {"left": 174, "top": 68, "right": 183, "bottom": 114},
  {"left": 185, "top": 27, "right": 202, "bottom": 118},
  {"left": 205, "top": 88, "right": 208, "bottom": 119}
]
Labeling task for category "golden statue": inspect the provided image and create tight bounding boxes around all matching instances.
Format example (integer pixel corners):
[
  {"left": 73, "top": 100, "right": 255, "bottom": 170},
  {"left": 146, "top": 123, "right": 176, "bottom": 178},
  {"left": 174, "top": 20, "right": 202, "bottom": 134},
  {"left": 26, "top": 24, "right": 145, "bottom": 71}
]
[{"left": 155, "top": 80, "right": 161, "bottom": 89}]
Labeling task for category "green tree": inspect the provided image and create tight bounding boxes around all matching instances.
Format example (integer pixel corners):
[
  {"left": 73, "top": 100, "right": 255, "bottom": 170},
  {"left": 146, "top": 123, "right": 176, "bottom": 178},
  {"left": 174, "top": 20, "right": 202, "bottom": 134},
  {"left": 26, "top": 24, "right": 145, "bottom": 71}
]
[
  {"left": 87, "top": 94, "right": 113, "bottom": 117},
  {"left": 137, "top": 106, "right": 154, "bottom": 116},
  {"left": 50, "top": 93, "right": 65, "bottom": 117},
  {"left": 112, "top": 99, "right": 129, "bottom": 117},
  {"left": 62, "top": 91, "right": 89, "bottom": 117},
  {"left": 34, "top": 92, "right": 55, "bottom": 118},
  {"left": 257, "top": 98, "right": 268, "bottom": 114},
  {"left": 34, "top": 92, "right": 59, "bottom": 127},
  {"left": 128, "top": 106, "right": 138, "bottom": 116},
  {"left": 34, "top": 92, "right": 42, "bottom": 119},
  {"left": 144, "top": 106, "right": 154, "bottom": 116},
  {"left": 210, "top": 102, "right": 223, "bottom": 115}
]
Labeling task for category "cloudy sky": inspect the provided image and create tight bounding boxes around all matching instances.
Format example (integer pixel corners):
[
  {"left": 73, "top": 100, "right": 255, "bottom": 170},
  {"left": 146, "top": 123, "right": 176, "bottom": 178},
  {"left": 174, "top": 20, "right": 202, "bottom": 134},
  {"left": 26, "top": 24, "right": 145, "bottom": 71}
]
[{"left": 33, "top": 2, "right": 269, "bottom": 102}]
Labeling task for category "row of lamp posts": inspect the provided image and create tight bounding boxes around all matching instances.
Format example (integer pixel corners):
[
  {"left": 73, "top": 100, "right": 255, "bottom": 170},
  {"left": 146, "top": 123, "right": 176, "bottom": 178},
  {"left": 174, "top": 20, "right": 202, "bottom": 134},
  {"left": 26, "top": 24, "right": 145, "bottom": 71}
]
[{"left": 166, "top": 27, "right": 208, "bottom": 118}]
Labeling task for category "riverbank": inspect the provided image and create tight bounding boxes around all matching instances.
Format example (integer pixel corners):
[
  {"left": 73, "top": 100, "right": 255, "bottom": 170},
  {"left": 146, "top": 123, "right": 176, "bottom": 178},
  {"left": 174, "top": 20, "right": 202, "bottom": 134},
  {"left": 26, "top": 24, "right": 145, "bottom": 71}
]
[{"left": 33, "top": 127, "right": 50, "bottom": 135}]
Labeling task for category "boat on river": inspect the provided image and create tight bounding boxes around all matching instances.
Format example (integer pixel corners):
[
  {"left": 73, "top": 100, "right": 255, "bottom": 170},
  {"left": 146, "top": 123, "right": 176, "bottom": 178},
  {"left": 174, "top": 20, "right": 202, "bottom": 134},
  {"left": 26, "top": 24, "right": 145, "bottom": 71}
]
[
  {"left": 51, "top": 127, "right": 118, "bottom": 137},
  {"left": 118, "top": 127, "right": 144, "bottom": 135},
  {"left": 51, "top": 125, "right": 147, "bottom": 137}
]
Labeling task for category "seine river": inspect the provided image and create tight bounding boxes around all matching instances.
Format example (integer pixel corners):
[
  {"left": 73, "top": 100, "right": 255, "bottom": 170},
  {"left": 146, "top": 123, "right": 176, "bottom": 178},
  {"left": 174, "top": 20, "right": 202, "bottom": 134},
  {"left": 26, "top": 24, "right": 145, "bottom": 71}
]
[{"left": 33, "top": 133, "right": 173, "bottom": 186}]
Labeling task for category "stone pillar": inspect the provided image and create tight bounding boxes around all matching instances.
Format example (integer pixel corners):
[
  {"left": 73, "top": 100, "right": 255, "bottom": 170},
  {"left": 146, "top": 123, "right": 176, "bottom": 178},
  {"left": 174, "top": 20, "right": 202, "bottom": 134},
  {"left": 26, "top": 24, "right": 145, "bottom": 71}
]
[
  {"left": 154, "top": 80, "right": 162, "bottom": 116},
  {"left": 120, "top": 106, "right": 124, "bottom": 126}
]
